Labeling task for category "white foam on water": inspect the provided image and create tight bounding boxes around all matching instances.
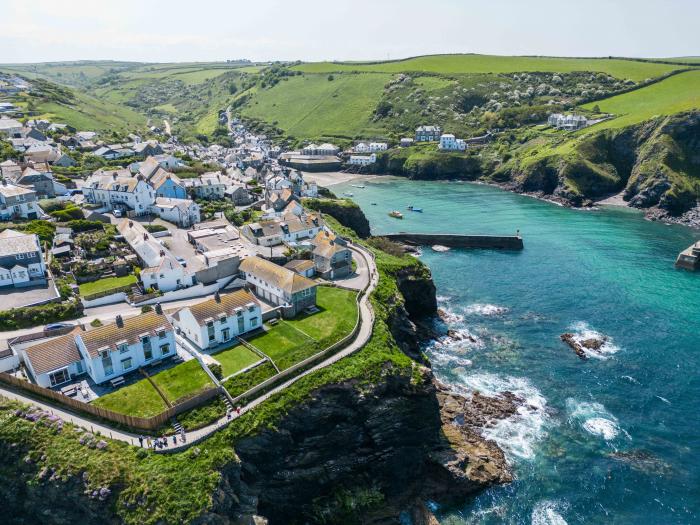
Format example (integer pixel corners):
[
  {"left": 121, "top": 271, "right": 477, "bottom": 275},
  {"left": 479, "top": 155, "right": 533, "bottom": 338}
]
[
  {"left": 531, "top": 500, "right": 569, "bottom": 525},
  {"left": 464, "top": 303, "right": 509, "bottom": 316},
  {"left": 427, "top": 350, "right": 473, "bottom": 369},
  {"left": 438, "top": 308, "right": 465, "bottom": 324},
  {"left": 566, "top": 399, "right": 622, "bottom": 441},
  {"left": 455, "top": 372, "right": 550, "bottom": 461},
  {"left": 568, "top": 321, "right": 620, "bottom": 359}
]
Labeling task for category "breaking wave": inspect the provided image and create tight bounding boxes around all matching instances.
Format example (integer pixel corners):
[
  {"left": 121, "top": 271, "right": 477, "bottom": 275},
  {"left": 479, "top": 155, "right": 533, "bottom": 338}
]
[
  {"left": 566, "top": 399, "right": 622, "bottom": 441},
  {"left": 464, "top": 303, "right": 509, "bottom": 316},
  {"left": 531, "top": 500, "right": 569, "bottom": 525},
  {"left": 455, "top": 372, "right": 550, "bottom": 461}
]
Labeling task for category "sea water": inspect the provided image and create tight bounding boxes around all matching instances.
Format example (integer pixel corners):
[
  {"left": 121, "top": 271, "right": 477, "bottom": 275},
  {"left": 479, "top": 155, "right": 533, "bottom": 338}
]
[{"left": 333, "top": 177, "right": 700, "bottom": 525}]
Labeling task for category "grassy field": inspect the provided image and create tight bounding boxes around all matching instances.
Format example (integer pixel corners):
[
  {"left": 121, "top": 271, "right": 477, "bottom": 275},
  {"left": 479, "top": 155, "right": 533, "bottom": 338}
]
[
  {"left": 31, "top": 89, "right": 147, "bottom": 132},
  {"left": 247, "top": 322, "right": 316, "bottom": 370},
  {"left": 293, "top": 54, "right": 690, "bottom": 81},
  {"left": 78, "top": 275, "right": 136, "bottom": 296},
  {"left": 150, "top": 360, "right": 215, "bottom": 404},
  {"left": 91, "top": 377, "right": 167, "bottom": 418},
  {"left": 241, "top": 73, "right": 391, "bottom": 140},
  {"left": 211, "top": 344, "right": 262, "bottom": 378},
  {"left": 582, "top": 69, "right": 700, "bottom": 130}
]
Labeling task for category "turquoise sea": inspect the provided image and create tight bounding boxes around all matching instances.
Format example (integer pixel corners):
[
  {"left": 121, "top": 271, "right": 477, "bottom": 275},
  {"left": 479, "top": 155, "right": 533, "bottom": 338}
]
[{"left": 334, "top": 177, "right": 700, "bottom": 525}]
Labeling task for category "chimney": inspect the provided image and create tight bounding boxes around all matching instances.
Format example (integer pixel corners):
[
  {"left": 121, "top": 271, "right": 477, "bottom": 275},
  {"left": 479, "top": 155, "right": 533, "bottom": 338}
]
[
  {"left": 143, "top": 233, "right": 148, "bottom": 241},
  {"left": 128, "top": 220, "right": 133, "bottom": 228},
  {"left": 115, "top": 315, "right": 124, "bottom": 328},
  {"left": 159, "top": 250, "right": 165, "bottom": 257},
  {"left": 214, "top": 291, "right": 221, "bottom": 303},
  {"left": 154, "top": 303, "right": 163, "bottom": 315}
]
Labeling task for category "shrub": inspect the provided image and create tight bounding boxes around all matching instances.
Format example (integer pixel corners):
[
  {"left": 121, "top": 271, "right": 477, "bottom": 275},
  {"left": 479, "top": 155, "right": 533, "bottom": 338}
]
[
  {"left": 0, "top": 300, "right": 83, "bottom": 331},
  {"left": 141, "top": 305, "right": 153, "bottom": 314},
  {"left": 90, "top": 318, "right": 103, "bottom": 327},
  {"left": 208, "top": 363, "right": 223, "bottom": 380}
]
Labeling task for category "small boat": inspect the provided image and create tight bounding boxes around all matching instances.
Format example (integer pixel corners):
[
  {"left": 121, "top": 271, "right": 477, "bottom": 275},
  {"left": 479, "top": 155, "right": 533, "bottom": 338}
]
[
  {"left": 351, "top": 184, "right": 366, "bottom": 189},
  {"left": 371, "top": 202, "right": 377, "bottom": 205},
  {"left": 407, "top": 205, "right": 423, "bottom": 213},
  {"left": 389, "top": 210, "right": 404, "bottom": 219},
  {"left": 343, "top": 192, "right": 354, "bottom": 197},
  {"left": 432, "top": 245, "right": 450, "bottom": 252}
]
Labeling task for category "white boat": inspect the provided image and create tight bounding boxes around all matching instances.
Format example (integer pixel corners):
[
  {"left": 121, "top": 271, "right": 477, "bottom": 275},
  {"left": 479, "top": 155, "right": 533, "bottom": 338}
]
[
  {"left": 389, "top": 210, "right": 404, "bottom": 219},
  {"left": 343, "top": 192, "right": 354, "bottom": 197},
  {"left": 431, "top": 245, "right": 450, "bottom": 252}
]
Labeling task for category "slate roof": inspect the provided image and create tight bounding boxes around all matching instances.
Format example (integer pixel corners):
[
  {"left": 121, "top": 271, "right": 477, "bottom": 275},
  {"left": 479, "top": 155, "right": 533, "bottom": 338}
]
[
  {"left": 24, "top": 328, "right": 83, "bottom": 375},
  {"left": 80, "top": 312, "right": 172, "bottom": 358},
  {"left": 178, "top": 289, "right": 259, "bottom": 326},
  {"left": 240, "top": 256, "right": 316, "bottom": 294}
]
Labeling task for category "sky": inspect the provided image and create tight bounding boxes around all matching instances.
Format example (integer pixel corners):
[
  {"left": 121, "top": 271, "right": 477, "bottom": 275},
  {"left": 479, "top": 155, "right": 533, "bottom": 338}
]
[{"left": 1, "top": 0, "right": 698, "bottom": 64}]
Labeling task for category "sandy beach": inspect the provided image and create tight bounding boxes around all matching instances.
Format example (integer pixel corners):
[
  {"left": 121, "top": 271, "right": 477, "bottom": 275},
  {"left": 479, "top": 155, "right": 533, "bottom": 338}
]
[
  {"left": 596, "top": 190, "right": 627, "bottom": 206},
  {"left": 301, "top": 171, "right": 378, "bottom": 187}
]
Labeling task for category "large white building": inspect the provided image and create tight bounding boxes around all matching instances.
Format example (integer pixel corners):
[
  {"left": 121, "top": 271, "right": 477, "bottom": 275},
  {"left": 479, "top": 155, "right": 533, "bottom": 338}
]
[
  {"left": 172, "top": 289, "right": 262, "bottom": 351},
  {"left": 348, "top": 154, "right": 376, "bottom": 166},
  {"left": 0, "top": 229, "right": 46, "bottom": 287},
  {"left": 83, "top": 169, "right": 155, "bottom": 215},
  {"left": 22, "top": 312, "right": 176, "bottom": 388},
  {"left": 548, "top": 113, "right": 588, "bottom": 131},
  {"left": 438, "top": 134, "right": 467, "bottom": 151}
]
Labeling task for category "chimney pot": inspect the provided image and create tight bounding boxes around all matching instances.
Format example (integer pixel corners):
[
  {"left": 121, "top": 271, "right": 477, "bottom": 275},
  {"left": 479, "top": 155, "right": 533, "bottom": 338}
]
[
  {"left": 154, "top": 303, "right": 163, "bottom": 315},
  {"left": 115, "top": 315, "right": 124, "bottom": 328},
  {"left": 214, "top": 291, "right": 221, "bottom": 303}
]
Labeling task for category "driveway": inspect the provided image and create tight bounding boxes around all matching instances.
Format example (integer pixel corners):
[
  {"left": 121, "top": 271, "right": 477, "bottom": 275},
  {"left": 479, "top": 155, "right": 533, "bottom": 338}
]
[{"left": 0, "top": 279, "right": 59, "bottom": 309}]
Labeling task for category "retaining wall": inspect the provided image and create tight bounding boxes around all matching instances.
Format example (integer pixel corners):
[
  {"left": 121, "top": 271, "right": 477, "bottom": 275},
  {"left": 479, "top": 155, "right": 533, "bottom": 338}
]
[{"left": 383, "top": 233, "right": 523, "bottom": 250}]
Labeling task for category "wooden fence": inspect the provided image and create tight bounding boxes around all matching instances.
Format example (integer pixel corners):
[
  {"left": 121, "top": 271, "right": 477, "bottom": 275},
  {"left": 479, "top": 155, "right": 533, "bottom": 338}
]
[{"left": 0, "top": 372, "right": 220, "bottom": 431}]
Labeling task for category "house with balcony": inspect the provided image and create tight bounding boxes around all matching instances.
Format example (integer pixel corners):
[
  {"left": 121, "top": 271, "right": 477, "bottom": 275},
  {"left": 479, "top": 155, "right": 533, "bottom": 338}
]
[
  {"left": 22, "top": 312, "right": 175, "bottom": 388},
  {"left": 0, "top": 229, "right": 46, "bottom": 287},
  {"left": 83, "top": 169, "right": 155, "bottom": 215},
  {"left": 239, "top": 256, "right": 317, "bottom": 318},
  {"left": 0, "top": 183, "right": 40, "bottom": 220},
  {"left": 172, "top": 289, "right": 262, "bottom": 350}
]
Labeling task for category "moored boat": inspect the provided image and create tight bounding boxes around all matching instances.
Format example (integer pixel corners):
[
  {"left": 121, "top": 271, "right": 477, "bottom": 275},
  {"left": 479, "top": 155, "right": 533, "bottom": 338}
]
[{"left": 389, "top": 210, "right": 404, "bottom": 219}]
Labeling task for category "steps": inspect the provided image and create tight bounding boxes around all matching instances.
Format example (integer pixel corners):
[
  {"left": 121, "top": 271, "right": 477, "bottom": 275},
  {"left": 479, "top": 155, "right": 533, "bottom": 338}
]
[
  {"left": 220, "top": 392, "right": 234, "bottom": 412},
  {"left": 171, "top": 417, "right": 183, "bottom": 434}
]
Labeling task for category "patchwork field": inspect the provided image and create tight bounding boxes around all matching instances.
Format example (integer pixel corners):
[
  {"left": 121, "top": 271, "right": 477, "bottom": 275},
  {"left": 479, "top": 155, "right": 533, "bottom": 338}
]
[
  {"left": 582, "top": 69, "right": 700, "bottom": 130},
  {"left": 293, "top": 54, "right": 688, "bottom": 81}
]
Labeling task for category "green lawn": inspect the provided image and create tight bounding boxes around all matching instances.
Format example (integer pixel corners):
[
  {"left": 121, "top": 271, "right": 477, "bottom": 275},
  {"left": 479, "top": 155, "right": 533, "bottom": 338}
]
[
  {"left": 211, "top": 344, "right": 262, "bottom": 378},
  {"left": 285, "top": 286, "right": 358, "bottom": 345},
  {"left": 78, "top": 274, "right": 137, "bottom": 297},
  {"left": 293, "top": 54, "right": 688, "bottom": 81},
  {"left": 241, "top": 73, "right": 391, "bottom": 140},
  {"left": 581, "top": 69, "right": 700, "bottom": 130},
  {"left": 150, "top": 360, "right": 215, "bottom": 404},
  {"left": 246, "top": 322, "right": 317, "bottom": 370},
  {"left": 91, "top": 378, "right": 167, "bottom": 418}
]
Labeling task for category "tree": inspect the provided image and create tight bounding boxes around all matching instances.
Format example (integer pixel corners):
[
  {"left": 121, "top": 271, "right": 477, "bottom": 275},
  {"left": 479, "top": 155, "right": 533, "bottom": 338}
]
[{"left": 327, "top": 74, "right": 334, "bottom": 81}]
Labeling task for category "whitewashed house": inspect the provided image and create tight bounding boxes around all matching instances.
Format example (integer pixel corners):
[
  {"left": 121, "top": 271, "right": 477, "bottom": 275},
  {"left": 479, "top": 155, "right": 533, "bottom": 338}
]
[
  {"left": 438, "top": 134, "right": 467, "bottom": 151},
  {"left": 83, "top": 169, "right": 155, "bottom": 215},
  {"left": 151, "top": 197, "right": 201, "bottom": 228},
  {"left": 348, "top": 154, "right": 376, "bottom": 166},
  {"left": 118, "top": 219, "right": 194, "bottom": 292},
  {"left": 368, "top": 142, "right": 388, "bottom": 152},
  {"left": 548, "top": 113, "right": 588, "bottom": 131},
  {"left": 0, "top": 183, "right": 40, "bottom": 220},
  {"left": 22, "top": 312, "right": 176, "bottom": 388},
  {"left": 0, "top": 229, "right": 46, "bottom": 287},
  {"left": 172, "top": 289, "right": 262, "bottom": 350}
]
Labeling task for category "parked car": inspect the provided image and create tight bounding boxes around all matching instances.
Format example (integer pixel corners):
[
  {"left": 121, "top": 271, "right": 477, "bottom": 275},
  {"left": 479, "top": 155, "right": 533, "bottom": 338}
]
[
  {"left": 113, "top": 209, "right": 123, "bottom": 218},
  {"left": 44, "top": 322, "right": 75, "bottom": 331},
  {"left": 176, "top": 256, "right": 187, "bottom": 267}
]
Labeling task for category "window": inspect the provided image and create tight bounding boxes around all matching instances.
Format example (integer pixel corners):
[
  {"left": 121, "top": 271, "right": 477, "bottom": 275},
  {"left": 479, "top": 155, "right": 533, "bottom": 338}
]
[
  {"left": 118, "top": 343, "right": 129, "bottom": 354},
  {"left": 220, "top": 316, "right": 227, "bottom": 324},
  {"left": 251, "top": 318, "right": 258, "bottom": 328},
  {"left": 160, "top": 344, "right": 170, "bottom": 356},
  {"left": 158, "top": 330, "right": 166, "bottom": 339},
  {"left": 101, "top": 353, "right": 114, "bottom": 376},
  {"left": 16, "top": 253, "right": 24, "bottom": 260},
  {"left": 49, "top": 368, "right": 70, "bottom": 387},
  {"left": 121, "top": 357, "right": 133, "bottom": 370}
]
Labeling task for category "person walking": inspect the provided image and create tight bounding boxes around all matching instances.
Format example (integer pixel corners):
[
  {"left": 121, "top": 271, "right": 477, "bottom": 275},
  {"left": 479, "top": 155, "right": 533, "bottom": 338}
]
[
  {"left": 172, "top": 435, "right": 177, "bottom": 446},
  {"left": 138, "top": 435, "right": 144, "bottom": 448},
  {"left": 147, "top": 437, "right": 152, "bottom": 449}
]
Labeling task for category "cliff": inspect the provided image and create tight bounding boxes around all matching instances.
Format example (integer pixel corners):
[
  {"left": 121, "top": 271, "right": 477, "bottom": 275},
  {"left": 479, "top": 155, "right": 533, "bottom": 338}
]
[
  {"left": 304, "top": 198, "right": 371, "bottom": 238},
  {"left": 495, "top": 111, "right": 700, "bottom": 215}
]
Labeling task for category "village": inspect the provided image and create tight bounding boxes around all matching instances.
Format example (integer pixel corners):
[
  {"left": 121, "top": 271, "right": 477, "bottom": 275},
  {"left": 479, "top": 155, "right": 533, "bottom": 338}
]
[
  {"left": 0, "top": 70, "right": 593, "bottom": 444},
  {"left": 0, "top": 86, "right": 380, "bottom": 442}
]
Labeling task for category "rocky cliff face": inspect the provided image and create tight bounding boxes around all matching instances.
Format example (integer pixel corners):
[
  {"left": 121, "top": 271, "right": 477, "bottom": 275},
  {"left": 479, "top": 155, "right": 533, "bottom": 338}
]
[{"left": 226, "top": 371, "right": 511, "bottom": 525}]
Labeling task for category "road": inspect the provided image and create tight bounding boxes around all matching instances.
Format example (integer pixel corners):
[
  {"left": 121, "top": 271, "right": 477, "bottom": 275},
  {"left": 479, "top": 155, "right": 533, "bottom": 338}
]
[{"left": 0, "top": 243, "right": 378, "bottom": 451}]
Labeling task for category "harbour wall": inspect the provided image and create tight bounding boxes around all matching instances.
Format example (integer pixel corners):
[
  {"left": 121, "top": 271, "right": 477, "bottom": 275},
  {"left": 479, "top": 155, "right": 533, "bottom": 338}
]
[{"left": 383, "top": 233, "right": 524, "bottom": 250}]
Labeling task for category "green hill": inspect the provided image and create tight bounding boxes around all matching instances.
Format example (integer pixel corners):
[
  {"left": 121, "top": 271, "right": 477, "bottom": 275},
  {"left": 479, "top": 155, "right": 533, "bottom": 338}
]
[{"left": 293, "top": 54, "right": 685, "bottom": 81}]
